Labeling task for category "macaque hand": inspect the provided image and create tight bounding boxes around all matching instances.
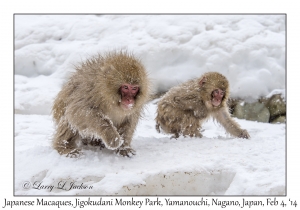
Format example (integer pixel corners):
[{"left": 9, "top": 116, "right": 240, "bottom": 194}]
[
  {"left": 103, "top": 134, "right": 124, "bottom": 150},
  {"left": 239, "top": 129, "right": 250, "bottom": 139}
]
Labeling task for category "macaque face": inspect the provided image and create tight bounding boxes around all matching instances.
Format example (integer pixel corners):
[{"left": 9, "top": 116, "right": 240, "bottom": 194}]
[
  {"left": 211, "top": 89, "right": 225, "bottom": 107},
  {"left": 119, "top": 83, "right": 139, "bottom": 110}
]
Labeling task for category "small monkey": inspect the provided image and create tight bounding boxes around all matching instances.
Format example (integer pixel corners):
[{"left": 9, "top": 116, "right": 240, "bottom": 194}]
[
  {"left": 52, "top": 51, "right": 150, "bottom": 157},
  {"left": 155, "top": 72, "right": 250, "bottom": 139}
]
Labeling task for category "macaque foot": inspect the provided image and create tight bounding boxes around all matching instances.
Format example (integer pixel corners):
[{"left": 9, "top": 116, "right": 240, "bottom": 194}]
[
  {"left": 239, "top": 129, "right": 250, "bottom": 139},
  {"left": 183, "top": 130, "right": 203, "bottom": 138},
  {"left": 61, "top": 148, "right": 82, "bottom": 158},
  {"left": 82, "top": 139, "right": 106, "bottom": 149},
  {"left": 55, "top": 140, "right": 82, "bottom": 158},
  {"left": 170, "top": 131, "right": 203, "bottom": 139},
  {"left": 170, "top": 133, "right": 179, "bottom": 139},
  {"left": 192, "top": 132, "right": 203, "bottom": 138},
  {"left": 90, "top": 139, "right": 106, "bottom": 149},
  {"left": 116, "top": 147, "right": 136, "bottom": 157}
]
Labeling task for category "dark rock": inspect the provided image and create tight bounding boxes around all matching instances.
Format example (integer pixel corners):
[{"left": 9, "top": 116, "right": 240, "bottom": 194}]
[
  {"left": 266, "top": 94, "right": 286, "bottom": 118},
  {"left": 232, "top": 101, "right": 270, "bottom": 123},
  {"left": 270, "top": 115, "right": 286, "bottom": 124}
]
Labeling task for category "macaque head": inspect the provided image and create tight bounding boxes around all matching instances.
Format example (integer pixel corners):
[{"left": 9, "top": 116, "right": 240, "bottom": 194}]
[
  {"left": 98, "top": 51, "right": 150, "bottom": 112},
  {"left": 199, "top": 72, "right": 229, "bottom": 108},
  {"left": 119, "top": 83, "right": 140, "bottom": 110}
]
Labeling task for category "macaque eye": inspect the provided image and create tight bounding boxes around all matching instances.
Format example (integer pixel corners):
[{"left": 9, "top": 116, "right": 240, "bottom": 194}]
[
  {"left": 123, "top": 86, "right": 128, "bottom": 89},
  {"left": 213, "top": 89, "right": 225, "bottom": 96},
  {"left": 213, "top": 90, "right": 218, "bottom": 95}
]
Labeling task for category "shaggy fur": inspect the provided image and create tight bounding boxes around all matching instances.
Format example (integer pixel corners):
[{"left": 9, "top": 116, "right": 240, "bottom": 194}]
[
  {"left": 52, "top": 51, "right": 150, "bottom": 157},
  {"left": 155, "top": 72, "right": 250, "bottom": 139}
]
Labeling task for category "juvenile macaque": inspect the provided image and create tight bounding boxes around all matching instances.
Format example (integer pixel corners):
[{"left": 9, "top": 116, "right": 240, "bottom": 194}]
[
  {"left": 156, "top": 72, "right": 250, "bottom": 139},
  {"left": 52, "top": 51, "right": 150, "bottom": 157}
]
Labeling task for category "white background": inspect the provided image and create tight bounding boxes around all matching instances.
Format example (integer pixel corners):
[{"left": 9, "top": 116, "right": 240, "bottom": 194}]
[{"left": 1, "top": 0, "right": 299, "bottom": 209}]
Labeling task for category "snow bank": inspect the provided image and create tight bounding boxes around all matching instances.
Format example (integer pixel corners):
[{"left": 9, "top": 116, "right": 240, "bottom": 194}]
[
  {"left": 14, "top": 15, "right": 285, "bottom": 115},
  {"left": 14, "top": 100, "right": 285, "bottom": 195}
]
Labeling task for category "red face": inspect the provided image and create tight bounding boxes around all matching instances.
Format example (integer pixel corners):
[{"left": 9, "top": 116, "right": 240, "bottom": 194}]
[
  {"left": 119, "top": 83, "right": 139, "bottom": 110},
  {"left": 211, "top": 89, "right": 224, "bottom": 107}
]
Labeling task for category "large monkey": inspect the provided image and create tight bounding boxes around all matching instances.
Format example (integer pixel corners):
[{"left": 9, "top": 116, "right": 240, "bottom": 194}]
[
  {"left": 52, "top": 51, "right": 150, "bottom": 157},
  {"left": 156, "top": 72, "right": 250, "bottom": 139}
]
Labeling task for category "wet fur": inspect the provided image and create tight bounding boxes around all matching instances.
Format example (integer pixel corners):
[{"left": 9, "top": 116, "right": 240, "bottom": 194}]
[
  {"left": 155, "top": 72, "right": 250, "bottom": 139},
  {"left": 52, "top": 51, "right": 150, "bottom": 157}
]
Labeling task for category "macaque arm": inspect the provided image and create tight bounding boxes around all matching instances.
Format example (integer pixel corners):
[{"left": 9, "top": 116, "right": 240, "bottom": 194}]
[
  {"left": 66, "top": 107, "right": 123, "bottom": 150},
  {"left": 213, "top": 107, "right": 250, "bottom": 139},
  {"left": 115, "top": 115, "right": 139, "bottom": 157},
  {"left": 52, "top": 116, "right": 82, "bottom": 157},
  {"left": 118, "top": 117, "right": 138, "bottom": 146}
]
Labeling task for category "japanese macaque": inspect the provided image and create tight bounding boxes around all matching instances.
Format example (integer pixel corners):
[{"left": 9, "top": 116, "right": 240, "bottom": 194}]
[
  {"left": 155, "top": 72, "right": 250, "bottom": 139},
  {"left": 52, "top": 51, "right": 150, "bottom": 157}
]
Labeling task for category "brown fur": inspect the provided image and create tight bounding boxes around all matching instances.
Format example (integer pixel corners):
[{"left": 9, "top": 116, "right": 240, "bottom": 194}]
[
  {"left": 155, "top": 72, "right": 250, "bottom": 139},
  {"left": 52, "top": 51, "right": 150, "bottom": 157}
]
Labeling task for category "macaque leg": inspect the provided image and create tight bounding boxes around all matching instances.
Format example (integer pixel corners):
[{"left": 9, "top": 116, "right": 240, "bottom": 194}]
[
  {"left": 181, "top": 113, "right": 203, "bottom": 138},
  {"left": 66, "top": 108, "right": 123, "bottom": 150},
  {"left": 182, "top": 124, "right": 203, "bottom": 138},
  {"left": 157, "top": 117, "right": 181, "bottom": 139},
  {"left": 213, "top": 108, "right": 250, "bottom": 139},
  {"left": 53, "top": 119, "right": 81, "bottom": 157},
  {"left": 157, "top": 105, "right": 203, "bottom": 138},
  {"left": 156, "top": 104, "right": 181, "bottom": 138}
]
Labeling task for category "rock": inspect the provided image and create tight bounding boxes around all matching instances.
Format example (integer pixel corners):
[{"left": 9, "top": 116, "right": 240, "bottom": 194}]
[
  {"left": 258, "top": 97, "right": 269, "bottom": 105},
  {"left": 266, "top": 94, "right": 286, "bottom": 118},
  {"left": 270, "top": 115, "right": 286, "bottom": 124},
  {"left": 232, "top": 101, "right": 270, "bottom": 123}
]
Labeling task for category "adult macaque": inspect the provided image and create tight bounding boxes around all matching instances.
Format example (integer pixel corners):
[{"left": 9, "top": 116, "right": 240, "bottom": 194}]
[
  {"left": 52, "top": 51, "right": 150, "bottom": 157},
  {"left": 155, "top": 72, "right": 250, "bottom": 139}
]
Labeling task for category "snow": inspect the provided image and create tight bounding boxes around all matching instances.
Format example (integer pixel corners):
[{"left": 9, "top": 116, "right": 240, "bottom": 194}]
[
  {"left": 14, "top": 14, "right": 286, "bottom": 196},
  {"left": 15, "top": 100, "right": 285, "bottom": 195}
]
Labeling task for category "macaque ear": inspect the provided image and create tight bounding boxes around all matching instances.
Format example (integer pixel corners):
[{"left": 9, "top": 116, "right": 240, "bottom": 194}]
[{"left": 199, "top": 76, "right": 207, "bottom": 87}]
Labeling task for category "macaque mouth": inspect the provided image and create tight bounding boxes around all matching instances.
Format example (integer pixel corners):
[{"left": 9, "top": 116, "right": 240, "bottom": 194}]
[
  {"left": 211, "top": 98, "right": 221, "bottom": 107},
  {"left": 121, "top": 97, "right": 135, "bottom": 109}
]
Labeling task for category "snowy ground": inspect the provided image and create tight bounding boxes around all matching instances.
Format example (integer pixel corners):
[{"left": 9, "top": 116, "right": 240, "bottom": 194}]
[
  {"left": 14, "top": 14, "right": 286, "bottom": 196},
  {"left": 14, "top": 99, "right": 285, "bottom": 195}
]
